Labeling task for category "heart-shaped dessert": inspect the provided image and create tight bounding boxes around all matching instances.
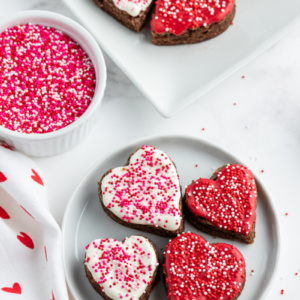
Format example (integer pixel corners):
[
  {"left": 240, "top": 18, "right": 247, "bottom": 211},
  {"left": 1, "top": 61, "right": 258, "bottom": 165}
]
[
  {"left": 164, "top": 232, "right": 246, "bottom": 300},
  {"left": 84, "top": 235, "right": 159, "bottom": 299},
  {"left": 151, "top": 0, "right": 235, "bottom": 45},
  {"left": 99, "top": 145, "right": 184, "bottom": 237},
  {"left": 184, "top": 164, "right": 257, "bottom": 244}
]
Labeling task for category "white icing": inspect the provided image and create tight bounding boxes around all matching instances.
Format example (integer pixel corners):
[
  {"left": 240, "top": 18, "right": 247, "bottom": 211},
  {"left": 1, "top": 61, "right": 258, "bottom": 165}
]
[
  {"left": 101, "top": 146, "right": 181, "bottom": 231},
  {"left": 85, "top": 236, "right": 158, "bottom": 300},
  {"left": 112, "top": 0, "right": 152, "bottom": 17}
]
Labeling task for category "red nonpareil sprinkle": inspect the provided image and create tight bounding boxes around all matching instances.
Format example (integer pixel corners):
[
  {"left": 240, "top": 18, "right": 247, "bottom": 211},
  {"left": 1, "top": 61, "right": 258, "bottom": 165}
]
[
  {"left": 202, "top": 128, "right": 205, "bottom": 131},
  {"left": 281, "top": 289, "right": 284, "bottom": 295},
  {"left": 195, "top": 164, "right": 198, "bottom": 167},
  {"left": 261, "top": 170, "right": 264, "bottom": 173},
  {"left": 242, "top": 75, "right": 245, "bottom": 79},
  {"left": 0, "top": 24, "right": 96, "bottom": 134},
  {"left": 285, "top": 213, "right": 288, "bottom": 216},
  {"left": 295, "top": 273, "right": 298, "bottom": 276},
  {"left": 233, "top": 102, "right": 237, "bottom": 106}
]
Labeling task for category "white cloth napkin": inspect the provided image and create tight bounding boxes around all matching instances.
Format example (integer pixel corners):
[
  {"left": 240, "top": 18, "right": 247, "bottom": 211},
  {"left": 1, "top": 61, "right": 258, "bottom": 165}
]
[{"left": 0, "top": 144, "right": 68, "bottom": 299}]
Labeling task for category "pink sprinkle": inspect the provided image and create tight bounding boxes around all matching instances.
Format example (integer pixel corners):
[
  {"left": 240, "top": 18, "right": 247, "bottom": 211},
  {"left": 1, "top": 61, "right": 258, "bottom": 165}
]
[{"left": 0, "top": 24, "right": 96, "bottom": 134}]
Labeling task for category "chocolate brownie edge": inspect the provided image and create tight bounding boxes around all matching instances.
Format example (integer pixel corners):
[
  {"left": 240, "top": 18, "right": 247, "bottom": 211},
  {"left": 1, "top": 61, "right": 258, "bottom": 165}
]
[{"left": 94, "top": 0, "right": 154, "bottom": 32}]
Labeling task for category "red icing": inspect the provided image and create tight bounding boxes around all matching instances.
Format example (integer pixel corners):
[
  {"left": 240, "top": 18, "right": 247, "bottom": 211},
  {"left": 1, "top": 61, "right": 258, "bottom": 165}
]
[
  {"left": 151, "top": 0, "right": 234, "bottom": 35},
  {"left": 164, "top": 232, "right": 245, "bottom": 300},
  {"left": 185, "top": 164, "right": 257, "bottom": 236}
]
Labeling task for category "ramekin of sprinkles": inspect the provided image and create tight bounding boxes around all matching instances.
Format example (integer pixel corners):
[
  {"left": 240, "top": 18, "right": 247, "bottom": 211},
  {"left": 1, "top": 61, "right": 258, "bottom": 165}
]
[{"left": 0, "top": 10, "right": 106, "bottom": 157}]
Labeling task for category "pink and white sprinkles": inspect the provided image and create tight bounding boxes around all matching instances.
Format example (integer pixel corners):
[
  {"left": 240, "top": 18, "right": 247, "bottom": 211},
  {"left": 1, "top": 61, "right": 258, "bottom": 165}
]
[
  {"left": 0, "top": 24, "right": 96, "bottom": 134},
  {"left": 101, "top": 145, "right": 182, "bottom": 231},
  {"left": 85, "top": 236, "right": 158, "bottom": 300}
]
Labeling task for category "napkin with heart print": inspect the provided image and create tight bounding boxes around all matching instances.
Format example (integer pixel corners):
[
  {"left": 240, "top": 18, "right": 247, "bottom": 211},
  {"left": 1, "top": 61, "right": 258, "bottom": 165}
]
[{"left": 0, "top": 144, "right": 68, "bottom": 299}]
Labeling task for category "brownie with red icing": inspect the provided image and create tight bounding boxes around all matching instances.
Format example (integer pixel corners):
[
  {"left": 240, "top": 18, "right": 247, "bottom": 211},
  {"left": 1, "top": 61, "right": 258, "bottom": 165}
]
[
  {"left": 84, "top": 235, "right": 159, "bottom": 299},
  {"left": 163, "top": 232, "right": 246, "bottom": 300},
  {"left": 184, "top": 164, "right": 257, "bottom": 244},
  {"left": 94, "top": 0, "right": 155, "bottom": 32},
  {"left": 98, "top": 145, "right": 184, "bottom": 237},
  {"left": 151, "top": 0, "right": 236, "bottom": 45}
]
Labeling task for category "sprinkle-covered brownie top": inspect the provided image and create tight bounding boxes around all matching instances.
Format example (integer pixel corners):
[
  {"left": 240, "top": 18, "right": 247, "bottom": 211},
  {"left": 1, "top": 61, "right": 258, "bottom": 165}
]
[
  {"left": 0, "top": 24, "right": 96, "bottom": 134},
  {"left": 151, "top": 0, "right": 234, "bottom": 35},
  {"left": 101, "top": 145, "right": 182, "bottom": 231},
  {"left": 85, "top": 236, "right": 158, "bottom": 300},
  {"left": 164, "top": 232, "right": 245, "bottom": 300},
  {"left": 185, "top": 164, "right": 257, "bottom": 236}
]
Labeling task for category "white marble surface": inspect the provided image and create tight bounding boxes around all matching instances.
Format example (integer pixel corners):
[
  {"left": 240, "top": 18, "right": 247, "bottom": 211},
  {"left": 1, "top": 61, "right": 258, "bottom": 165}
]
[{"left": 2, "top": 0, "right": 300, "bottom": 299}]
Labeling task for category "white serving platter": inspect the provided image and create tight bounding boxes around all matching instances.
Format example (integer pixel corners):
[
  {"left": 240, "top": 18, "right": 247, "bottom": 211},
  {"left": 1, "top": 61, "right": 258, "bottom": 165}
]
[
  {"left": 62, "top": 0, "right": 300, "bottom": 117},
  {"left": 62, "top": 135, "right": 280, "bottom": 300}
]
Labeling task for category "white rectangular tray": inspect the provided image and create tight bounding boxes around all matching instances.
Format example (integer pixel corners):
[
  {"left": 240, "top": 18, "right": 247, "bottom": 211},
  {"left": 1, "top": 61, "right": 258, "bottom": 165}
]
[{"left": 62, "top": 0, "right": 300, "bottom": 117}]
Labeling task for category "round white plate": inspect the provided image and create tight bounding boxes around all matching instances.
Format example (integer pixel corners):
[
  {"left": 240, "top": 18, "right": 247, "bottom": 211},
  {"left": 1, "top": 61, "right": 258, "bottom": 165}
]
[{"left": 63, "top": 135, "right": 280, "bottom": 300}]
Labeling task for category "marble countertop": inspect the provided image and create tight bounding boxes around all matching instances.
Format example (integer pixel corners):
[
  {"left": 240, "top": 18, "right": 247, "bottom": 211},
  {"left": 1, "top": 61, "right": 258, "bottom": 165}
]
[{"left": 2, "top": 0, "right": 300, "bottom": 299}]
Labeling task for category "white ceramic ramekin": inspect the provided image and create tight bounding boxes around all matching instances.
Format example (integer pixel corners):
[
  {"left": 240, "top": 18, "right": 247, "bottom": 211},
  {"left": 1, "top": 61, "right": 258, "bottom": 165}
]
[{"left": 0, "top": 10, "right": 106, "bottom": 157}]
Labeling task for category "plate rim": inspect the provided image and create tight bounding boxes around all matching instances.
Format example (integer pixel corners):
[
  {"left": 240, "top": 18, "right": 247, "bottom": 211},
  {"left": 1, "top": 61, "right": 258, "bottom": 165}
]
[
  {"left": 61, "top": 0, "right": 300, "bottom": 117},
  {"left": 62, "top": 134, "right": 281, "bottom": 299}
]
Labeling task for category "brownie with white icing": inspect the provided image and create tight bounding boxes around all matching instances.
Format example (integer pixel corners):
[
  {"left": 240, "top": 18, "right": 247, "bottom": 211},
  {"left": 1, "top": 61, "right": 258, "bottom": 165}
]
[
  {"left": 84, "top": 235, "right": 159, "bottom": 299},
  {"left": 94, "top": 0, "right": 154, "bottom": 32},
  {"left": 98, "top": 145, "right": 184, "bottom": 237}
]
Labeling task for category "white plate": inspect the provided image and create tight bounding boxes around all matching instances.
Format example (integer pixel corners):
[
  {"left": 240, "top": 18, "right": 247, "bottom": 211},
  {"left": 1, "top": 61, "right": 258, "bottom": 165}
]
[
  {"left": 62, "top": 135, "right": 280, "bottom": 300},
  {"left": 62, "top": 0, "right": 300, "bottom": 117}
]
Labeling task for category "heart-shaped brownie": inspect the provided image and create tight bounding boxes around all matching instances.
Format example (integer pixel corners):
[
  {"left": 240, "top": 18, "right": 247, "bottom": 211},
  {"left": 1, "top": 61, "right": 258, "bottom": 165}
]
[
  {"left": 184, "top": 164, "right": 257, "bottom": 244},
  {"left": 151, "top": 0, "right": 235, "bottom": 45},
  {"left": 99, "top": 145, "right": 183, "bottom": 237},
  {"left": 84, "top": 235, "right": 159, "bottom": 299},
  {"left": 164, "top": 232, "right": 246, "bottom": 300}
]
